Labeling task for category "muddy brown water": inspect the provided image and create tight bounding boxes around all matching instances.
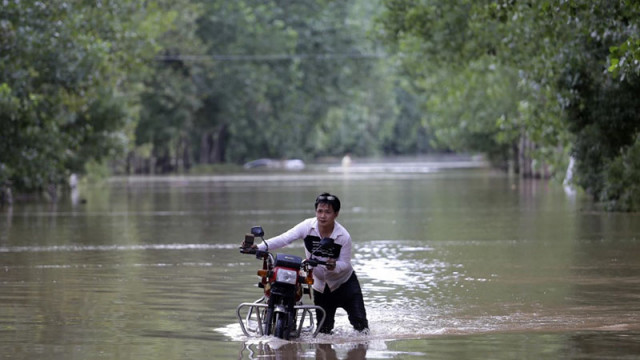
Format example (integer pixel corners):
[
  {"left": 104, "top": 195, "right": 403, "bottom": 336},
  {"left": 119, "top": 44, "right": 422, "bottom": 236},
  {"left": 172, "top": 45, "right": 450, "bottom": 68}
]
[{"left": 1, "top": 168, "right": 639, "bottom": 359}]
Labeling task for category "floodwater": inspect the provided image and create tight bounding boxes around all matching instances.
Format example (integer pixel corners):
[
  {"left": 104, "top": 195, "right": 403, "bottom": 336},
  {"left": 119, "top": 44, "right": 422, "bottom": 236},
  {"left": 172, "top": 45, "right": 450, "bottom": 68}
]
[{"left": 1, "top": 164, "right": 639, "bottom": 359}]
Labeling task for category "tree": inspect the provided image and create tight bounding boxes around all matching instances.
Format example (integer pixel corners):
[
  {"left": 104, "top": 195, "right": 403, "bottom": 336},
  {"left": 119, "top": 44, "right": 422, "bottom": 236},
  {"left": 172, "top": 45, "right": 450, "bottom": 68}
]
[
  {"left": 0, "top": 0, "right": 173, "bottom": 199},
  {"left": 191, "top": 0, "right": 393, "bottom": 163},
  {"left": 134, "top": 0, "right": 206, "bottom": 174},
  {"left": 543, "top": 1, "right": 640, "bottom": 210},
  {"left": 376, "top": 0, "right": 564, "bottom": 173},
  {"left": 378, "top": 0, "right": 640, "bottom": 209}
]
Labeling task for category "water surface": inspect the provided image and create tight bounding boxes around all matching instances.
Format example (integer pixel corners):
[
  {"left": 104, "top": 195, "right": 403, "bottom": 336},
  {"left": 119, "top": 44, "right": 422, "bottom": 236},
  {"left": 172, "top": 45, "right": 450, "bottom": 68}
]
[{"left": 1, "top": 167, "right": 639, "bottom": 359}]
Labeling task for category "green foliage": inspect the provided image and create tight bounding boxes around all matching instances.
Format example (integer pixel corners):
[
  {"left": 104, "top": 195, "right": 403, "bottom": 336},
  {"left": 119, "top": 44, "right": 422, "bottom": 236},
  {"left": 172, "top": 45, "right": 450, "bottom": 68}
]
[
  {"left": 601, "top": 136, "right": 640, "bottom": 211},
  {"left": 422, "top": 58, "right": 523, "bottom": 162},
  {"left": 378, "top": 0, "right": 550, "bottom": 168},
  {"left": 84, "top": 159, "right": 111, "bottom": 184},
  {"left": 606, "top": 1, "right": 640, "bottom": 80},
  {"left": 548, "top": 1, "right": 640, "bottom": 210},
  {"left": 3, "top": 0, "right": 400, "bottom": 190},
  {"left": 6, "top": 0, "right": 638, "bottom": 211},
  {"left": 568, "top": 71, "right": 640, "bottom": 207},
  {"left": 0, "top": 0, "right": 175, "bottom": 193},
  {"left": 378, "top": 0, "right": 640, "bottom": 210},
  {"left": 381, "top": 86, "right": 433, "bottom": 155},
  {"left": 184, "top": 0, "right": 395, "bottom": 163},
  {"left": 609, "top": 38, "right": 640, "bottom": 79}
]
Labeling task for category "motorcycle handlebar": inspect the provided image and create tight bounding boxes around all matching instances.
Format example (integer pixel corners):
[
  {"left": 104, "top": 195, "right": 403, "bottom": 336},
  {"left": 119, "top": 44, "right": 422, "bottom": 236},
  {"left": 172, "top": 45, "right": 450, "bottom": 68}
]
[
  {"left": 239, "top": 246, "right": 255, "bottom": 254},
  {"left": 239, "top": 247, "right": 266, "bottom": 259},
  {"left": 240, "top": 246, "right": 329, "bottom": 266},
  {"left": 304, "top": 258, "right": 327, "bottom": 267}
]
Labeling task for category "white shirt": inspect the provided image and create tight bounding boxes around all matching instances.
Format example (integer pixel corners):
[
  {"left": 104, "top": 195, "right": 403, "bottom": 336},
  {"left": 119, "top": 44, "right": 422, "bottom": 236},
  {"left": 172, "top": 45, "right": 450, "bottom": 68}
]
[{"left": 257, "top": 217, "right": 354, "bottom": 293}]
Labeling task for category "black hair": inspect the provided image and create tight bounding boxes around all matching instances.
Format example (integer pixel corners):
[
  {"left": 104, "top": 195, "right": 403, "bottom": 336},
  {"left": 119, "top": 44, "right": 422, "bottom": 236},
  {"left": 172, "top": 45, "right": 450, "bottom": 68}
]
[{"left": 314, "top": 192, "right": 341, "bottom": 213}]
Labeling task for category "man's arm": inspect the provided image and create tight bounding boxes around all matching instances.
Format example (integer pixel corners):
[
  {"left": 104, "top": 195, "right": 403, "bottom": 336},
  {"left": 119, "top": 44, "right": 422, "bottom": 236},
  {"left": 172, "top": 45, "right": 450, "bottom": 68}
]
[
  {"left": 329, "top": 235, "right": 352, "bottom": 273},
  {"left": 257, "top": 220, "right": 308, "bottom": 252}
]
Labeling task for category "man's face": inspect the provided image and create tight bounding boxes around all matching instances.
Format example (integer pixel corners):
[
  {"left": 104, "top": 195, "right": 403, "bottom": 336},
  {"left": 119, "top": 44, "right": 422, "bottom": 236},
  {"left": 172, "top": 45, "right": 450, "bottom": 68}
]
[{"left": 315, "top": 202, "right": 338, "bottom": 226}]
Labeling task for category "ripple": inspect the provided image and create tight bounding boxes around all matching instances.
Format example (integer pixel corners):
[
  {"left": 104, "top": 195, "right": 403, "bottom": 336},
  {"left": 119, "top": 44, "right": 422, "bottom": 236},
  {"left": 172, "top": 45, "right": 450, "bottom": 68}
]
[{"left": 0, "top": 243, "right": 237, "bottom": 253}]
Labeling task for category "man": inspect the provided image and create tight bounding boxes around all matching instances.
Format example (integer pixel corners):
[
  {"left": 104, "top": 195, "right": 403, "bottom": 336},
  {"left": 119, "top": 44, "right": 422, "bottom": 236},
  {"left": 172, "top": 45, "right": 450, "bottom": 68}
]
[{"left": 246, "top": 192, "right": 369, "bottom": 334}]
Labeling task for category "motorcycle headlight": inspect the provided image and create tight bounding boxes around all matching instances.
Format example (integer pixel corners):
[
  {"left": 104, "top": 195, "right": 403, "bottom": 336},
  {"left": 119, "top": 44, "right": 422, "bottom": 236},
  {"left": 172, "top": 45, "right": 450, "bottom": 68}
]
[{"left": 275, "top": 268, "right": 298, "bottom": 285}]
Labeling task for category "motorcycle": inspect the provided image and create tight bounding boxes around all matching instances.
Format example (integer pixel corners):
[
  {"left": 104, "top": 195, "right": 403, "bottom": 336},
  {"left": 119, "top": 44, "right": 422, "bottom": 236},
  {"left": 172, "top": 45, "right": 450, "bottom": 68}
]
[{"left": 236, "top": 226, "right": 329, "bottom": 340}]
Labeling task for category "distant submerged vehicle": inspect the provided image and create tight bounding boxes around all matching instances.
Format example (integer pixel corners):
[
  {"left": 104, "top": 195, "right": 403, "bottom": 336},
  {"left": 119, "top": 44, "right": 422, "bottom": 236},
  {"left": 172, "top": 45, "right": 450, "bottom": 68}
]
[{"left": 243, "top": 158, "right": 305, "bottom": 170}]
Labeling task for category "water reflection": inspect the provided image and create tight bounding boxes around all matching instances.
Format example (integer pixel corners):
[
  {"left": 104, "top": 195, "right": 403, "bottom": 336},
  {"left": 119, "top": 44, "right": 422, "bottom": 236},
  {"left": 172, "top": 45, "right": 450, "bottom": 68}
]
[{"left": 239, "top": 342, "right": 369, "bottom": 360}]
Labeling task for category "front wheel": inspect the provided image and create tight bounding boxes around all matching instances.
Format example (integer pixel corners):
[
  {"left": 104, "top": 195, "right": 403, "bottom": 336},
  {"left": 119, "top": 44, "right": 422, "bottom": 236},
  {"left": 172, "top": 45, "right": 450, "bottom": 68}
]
[
  {"left": 263, "top": 307, "right": 275, "bottom": 336},
  {"left": 274, "top": 312, "right": 292, "bottom": 340}
]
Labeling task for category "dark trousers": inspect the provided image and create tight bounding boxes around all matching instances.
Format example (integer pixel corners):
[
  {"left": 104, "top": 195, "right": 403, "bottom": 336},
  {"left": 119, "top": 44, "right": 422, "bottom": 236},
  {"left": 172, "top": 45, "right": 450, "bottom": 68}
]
[{"left": 313, "top": 271, "right": 368, "bottom": 333}]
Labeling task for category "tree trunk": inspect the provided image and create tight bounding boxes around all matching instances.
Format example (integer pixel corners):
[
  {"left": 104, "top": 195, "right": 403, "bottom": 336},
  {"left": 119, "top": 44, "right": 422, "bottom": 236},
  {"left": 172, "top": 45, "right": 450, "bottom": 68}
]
[
  {"left": 519, "top": 135, "right": 527, "bottom": 177},
  {"left": 511, "top": 141, "right": 520, "bottom": 175},
  {"left": 182, "top": 136, "right": 191, "bottom": 171},
  {"left": 200, "top": 132, "right": 212, "bottom": 164},
  {"left": 199, "top": 124, "right": 228, "bottom": 165},
  {"left": 47, "top": 183, "right": 58, "bottom": 202},
  {"left": 210, "top": 124, "right": 228, "bottom": 163},
  {"left": 0, "top": 185, "right": 13, "bottom": 205}
]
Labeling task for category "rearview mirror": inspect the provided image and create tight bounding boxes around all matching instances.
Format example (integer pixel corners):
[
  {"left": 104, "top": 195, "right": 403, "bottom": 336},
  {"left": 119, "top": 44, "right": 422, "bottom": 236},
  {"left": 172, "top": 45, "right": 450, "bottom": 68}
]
[{"left": 251, "top": 226, "right": 264, "bottom": 238}]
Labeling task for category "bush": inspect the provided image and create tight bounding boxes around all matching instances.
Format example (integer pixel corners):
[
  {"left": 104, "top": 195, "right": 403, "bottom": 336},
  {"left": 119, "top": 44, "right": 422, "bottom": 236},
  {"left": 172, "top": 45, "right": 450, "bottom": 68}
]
[{"left": 601, "top": 136, "right": 640, "bottom": 211}]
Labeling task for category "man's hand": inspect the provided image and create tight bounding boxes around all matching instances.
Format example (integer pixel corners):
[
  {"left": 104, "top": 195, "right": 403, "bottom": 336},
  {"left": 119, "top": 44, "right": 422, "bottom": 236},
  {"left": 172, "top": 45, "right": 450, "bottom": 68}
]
[
  {"left": 240, "top": 242, "right": 258, "bottom": 253},
  {"left": 326, "top": 258, "right": 336, "bottom": 271}
]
